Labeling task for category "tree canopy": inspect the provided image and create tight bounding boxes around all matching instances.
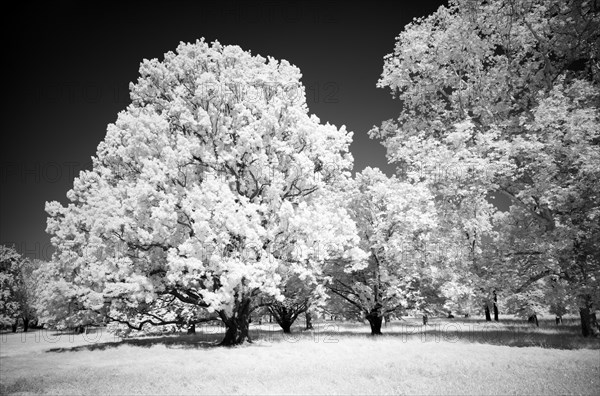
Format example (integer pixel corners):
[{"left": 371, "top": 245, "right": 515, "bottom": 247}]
[
  {"left": 45, "top": 39, "right": 363, "bottom": 345},
  {"left": 371, "top": 0, "right": 599, "bottom": 335}
]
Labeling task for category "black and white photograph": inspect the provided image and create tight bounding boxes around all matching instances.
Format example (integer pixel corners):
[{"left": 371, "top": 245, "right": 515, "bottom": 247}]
[{"left": 1, "top": 1, "right": 599, "bottom": 394}]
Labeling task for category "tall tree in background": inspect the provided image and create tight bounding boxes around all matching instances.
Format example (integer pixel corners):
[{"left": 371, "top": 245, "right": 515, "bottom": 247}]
[
  {"left": 372, "top": 0, "right": 599, "bottom": 336},
  {"left": 0, "top": 245, "right": 38, "bottom": 332},
  {"left": 1, "top": 245, "right": 24, "bottom": 331},
  {"left": 327, "top": 167, "right": 438, "bottom": 335},
  {"left": 45, "top": 39, "right": 362, "bottom": 346},
  {"left": 264, "top": 273, "right": 317, "bottom": 334}
]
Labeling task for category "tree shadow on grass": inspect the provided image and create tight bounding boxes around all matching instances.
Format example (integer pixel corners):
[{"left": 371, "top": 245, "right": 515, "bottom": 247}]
[
  {"left": 307, "top": 318, "right": 600, "bottom": 350},
  {"left": 44, "top": 326, "right": 284, "bottom": 353},
  {"left": 43, "top": 318, "right": 600, "bottom": 353},
  {"left": 45, "top": 332, "right": 224, "bottom": 353},
  {"left": 265, "top": 317, "right": 599, "bottom": 350}
]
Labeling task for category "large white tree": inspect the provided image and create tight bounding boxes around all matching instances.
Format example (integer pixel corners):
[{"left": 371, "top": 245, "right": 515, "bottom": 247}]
[{"left": 45, "top": 39, "right": 362, "bottom": 345}]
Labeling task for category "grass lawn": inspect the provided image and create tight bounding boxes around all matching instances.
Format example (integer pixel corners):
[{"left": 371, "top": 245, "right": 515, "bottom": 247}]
[{"left": 1, "top": 317, "right": 599, "bottom": 395}]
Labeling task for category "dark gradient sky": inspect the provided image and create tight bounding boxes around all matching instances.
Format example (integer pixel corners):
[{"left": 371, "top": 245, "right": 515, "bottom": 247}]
[{"left": 1, "top": 1, "right": 452, "bottom": 260}]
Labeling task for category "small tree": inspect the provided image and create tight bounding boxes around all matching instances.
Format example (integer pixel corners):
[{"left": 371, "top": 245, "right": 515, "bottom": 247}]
[
  {"left": 0, "top": 245, "right": 23, "bottom": 330},
  {"left": 0, "top": 246, "right": 38, "bottom": 332},
  {"left": 265, "top": 274, "right": 315, "bottom": 334},
  {"left": 328, "top": 168, "right": 438, "bottom": 335},
  {"left": 546, "top": 277, "right": 575, "bottom": 321}
]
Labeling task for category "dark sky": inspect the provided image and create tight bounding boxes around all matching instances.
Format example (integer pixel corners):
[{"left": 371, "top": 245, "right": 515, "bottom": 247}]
[{"left": 1, "top": 1, "right": 450, "bottom": 260}]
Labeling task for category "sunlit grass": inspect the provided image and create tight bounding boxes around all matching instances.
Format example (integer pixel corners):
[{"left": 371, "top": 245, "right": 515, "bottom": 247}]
[{"left": 1, "top": 316, "right": 599, "bottom": 395}]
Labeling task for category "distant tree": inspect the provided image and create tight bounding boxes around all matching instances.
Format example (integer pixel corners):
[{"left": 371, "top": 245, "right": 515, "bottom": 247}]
[
  {"left": 0, "top": 245, "right": 23, "bottom": 330},
  {"left": 545, "top": 277, "right": 576, "bottom": 324},
  {"left": 0, "top": 246, "right": 38, "bottom": 332},
  {"left": 321, "top": 288, "right": 363, "bottom": 323},
  {"left": 504, "top": 280, "right": 546, "bottom": 324},
  {"left": 327, "top": 168, "right": 438, "bottom": 335},
  {"left": 440, "top": 277, "right": 478, "bottom": 318},
  {"left": 264, "top": 274, "right": 315, "bottom": 334},
  {"left": 33, "top": 259, "right": 105, "bottom": 332}
]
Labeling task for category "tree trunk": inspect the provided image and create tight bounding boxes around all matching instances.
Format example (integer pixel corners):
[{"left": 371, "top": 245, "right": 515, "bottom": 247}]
[
  {"left": 281, "top": 322, "right": 292, "bottom": 334},
  {"left": 493, "top": 291, "right": 499, "bottom": 321},
  {"left": 305, "top": 312, "right": 313, "bottom": 330},
  {"left": 23, "top": 318, "right": 29, "bottom": 333},
  {"left": 269, "top": 302, "right": 308, "bottom": 334},
  {"left": 528, "top": 314, "right": 539, "bottom": 327},
  {"left": 579, "top": 307, "right": 597, "bottom": 337},
  {"left": 219, "top": 298, "right": 252, "bottom": 346},
  {"left": 187, "top": 324, "right": 196, "bottom": 334},
  {"left": 275, "top": 312, "right": 295, "bottom": 333},
  {"left": 484, "top": 304, "right": 491, "bottom": 321},
  {"left": 366, "top": 311, "right": 383, "bottom": 335},
  {"left": 271, "top": 305, "right": 293, "bottom": 334},
  {"left": 11, "top": 320, "right": 18, "bottom": 333}
]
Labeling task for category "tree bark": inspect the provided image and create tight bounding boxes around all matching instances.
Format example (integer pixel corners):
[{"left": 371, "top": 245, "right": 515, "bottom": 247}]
[
  {"left": 305, "top": 311, "right": 313, "bottom": 330},
  {"left": 579, "top": 307, "right": 598, "bottom": 337},
  {"left": 23, "top": 318, "right": 29, "bottom": 333},
  {"left": 275, "top": 312, "right": 295, "bottom": 333},
  {"left": 484, "top": 304, "right": 491, "bottom": 321},
  {"left": 187, "top": 323, "right": 196, "bottom": 334},
  {"left": 219, "top": 297, "right": 252, "bottom": 346},
  {"left": 274, "top": 308, "right": 294, "bottom": 333},
  {"left": 493, "top": 291, "right": 499, "bottom": 321},
  {"left": 11, "top": 320, "right": 17, "bottom": 333},
  {"left": 366, "top": 311, "right": 383, "bottom": 335},
  {"left": 528, "top": 314, "right": 539, "bottom": 327}
]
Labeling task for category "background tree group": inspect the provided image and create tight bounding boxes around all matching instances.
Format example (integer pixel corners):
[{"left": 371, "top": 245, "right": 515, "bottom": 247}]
[{"left": 371, "top": 0, "right": 599, "bottom": 336}]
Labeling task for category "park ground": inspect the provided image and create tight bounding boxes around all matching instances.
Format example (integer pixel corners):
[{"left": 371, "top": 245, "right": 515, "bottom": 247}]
[{"left": 1, "top": 316, "right": 599, "bottom": 395}]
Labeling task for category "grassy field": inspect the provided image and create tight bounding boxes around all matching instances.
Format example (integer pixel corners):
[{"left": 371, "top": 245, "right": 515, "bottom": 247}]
[{"left": 1, "top": 316, "right": 599, "bottom": 395}]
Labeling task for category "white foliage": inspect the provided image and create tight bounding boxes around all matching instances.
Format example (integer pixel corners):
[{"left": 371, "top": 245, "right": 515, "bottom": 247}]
[{"left": 45, "top": 39, "right": 360, "bottom": 328}]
